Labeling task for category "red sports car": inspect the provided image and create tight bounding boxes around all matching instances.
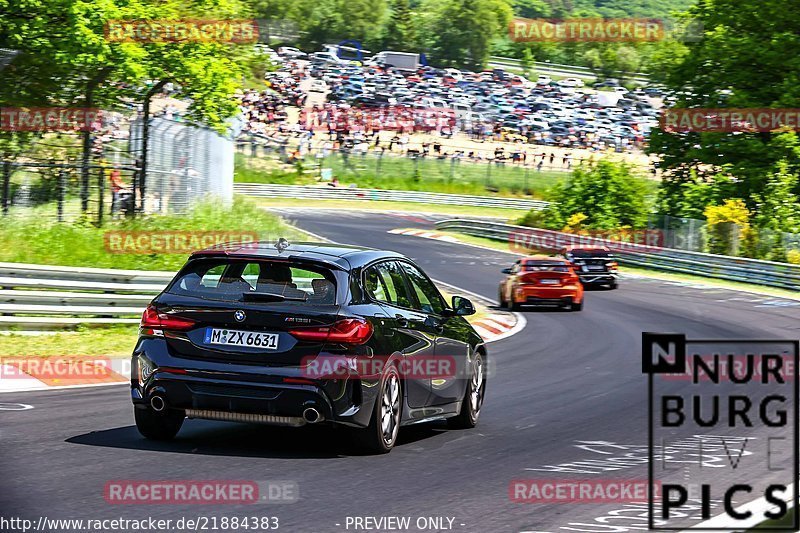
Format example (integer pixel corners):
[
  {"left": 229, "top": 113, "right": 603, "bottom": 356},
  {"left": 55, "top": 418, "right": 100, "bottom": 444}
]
[{"left": 498, "top": 255, "right": 584, "bottom": 311}]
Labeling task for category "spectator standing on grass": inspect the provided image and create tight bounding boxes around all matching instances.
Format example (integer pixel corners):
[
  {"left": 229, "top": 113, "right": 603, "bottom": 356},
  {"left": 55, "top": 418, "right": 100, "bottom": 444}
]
[
  {"left": 400, "top": 133, "right": 410, "bottom": 153},
  {"left": 537, "top": 159, "right": 543, "bottom": 172},
  {"left": 109, "top": 168, "right": 129, "bottom": 216}
]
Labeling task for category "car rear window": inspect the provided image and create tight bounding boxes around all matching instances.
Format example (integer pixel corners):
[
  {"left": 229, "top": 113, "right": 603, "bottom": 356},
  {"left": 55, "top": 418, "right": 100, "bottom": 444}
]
[
  {"left": 523, "top": 261, "right": 570, "bottom": 272},
  {"left": 570, "top": 249, "right": 613, "bottom": 258},
  {"left": 167, "top": 259, "right": 337, "bottom": 304}
]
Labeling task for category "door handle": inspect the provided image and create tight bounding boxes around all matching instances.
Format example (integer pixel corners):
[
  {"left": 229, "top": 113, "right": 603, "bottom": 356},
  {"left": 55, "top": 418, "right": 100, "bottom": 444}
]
[{"left": 423, "top": 315, "right": 444, "bottom": 333}]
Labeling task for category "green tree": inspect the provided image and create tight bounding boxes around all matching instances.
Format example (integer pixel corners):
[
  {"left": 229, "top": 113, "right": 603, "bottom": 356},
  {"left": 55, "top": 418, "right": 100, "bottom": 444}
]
[
  {"left": 291, "top": 0, "right": 388, "bottom": 50},
  {"left": 648, "top": 0, "right": 800, "bottom": 215},
  {"left": 383, "top": 0, "right": 417, "bottom": 50},
  {"left": 753, "top": 161, "right": 800, "bottom": 234},
  {"left": 0, "top": 0, "right": 251, "bottom": 131},
  {"left": 535, "top": 160, "right": 651, "bottom": 230},
  {"left": 704, "top": 198, "right": 752, "bottom": 256},
  {"left": 511, "top": 0, "right": 551, "bottom": 18},
  {"left": 422, "top": 0, "right": 512, "bottom": 70}
]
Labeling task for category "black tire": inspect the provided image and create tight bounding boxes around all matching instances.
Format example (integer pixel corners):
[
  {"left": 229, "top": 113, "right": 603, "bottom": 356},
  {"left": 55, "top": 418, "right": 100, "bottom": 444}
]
[
  {"left": 571, "top": 299, "right": 583, "bottom": 311},
  {"left": 354, "top": 365, "right": 402, "bottom": 454},
  {"left": 498, "top": 287, "right": 507, "bottom": 308},
  {"left": 134, "top": 406, "right": 184, "bottom": 441},
  {"left": 608, "top": 281, "right": 618, "bottom": 290},
  {"left": 448, "top": 351, "right": 486, "bottom": 429}
]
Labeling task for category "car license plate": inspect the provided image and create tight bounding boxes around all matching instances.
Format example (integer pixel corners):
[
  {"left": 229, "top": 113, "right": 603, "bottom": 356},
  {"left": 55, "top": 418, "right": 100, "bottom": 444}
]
[
  {"left": 204, "top": 328, "right": 279, "bottom": 350},
  {"left": 540, "top": 279, "right": 560, "bottom": 285},
  {"left": 587, "top": 265, "right": 604, "bottom": 271}
]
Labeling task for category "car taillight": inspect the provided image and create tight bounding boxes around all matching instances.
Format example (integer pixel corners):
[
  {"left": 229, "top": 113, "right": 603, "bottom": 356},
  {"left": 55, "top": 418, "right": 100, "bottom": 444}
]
[
  {"left": 140, "top": 305, "right": 196, "bottom": 333},
  {"left": 608, "top": 261, "right": 618, "bottom": 270},
  {"left": 289, "top": 318, "right": 373, "bottom": 345}
]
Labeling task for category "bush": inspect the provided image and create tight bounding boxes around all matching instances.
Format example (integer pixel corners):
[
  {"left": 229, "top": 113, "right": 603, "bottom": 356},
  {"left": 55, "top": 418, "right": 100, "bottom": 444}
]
[
  {"left": 521, "top": 160, "right": 651, "bottom": 230},
  {"left": 704, "top": 199, "right": 751, "bottom": 256}
]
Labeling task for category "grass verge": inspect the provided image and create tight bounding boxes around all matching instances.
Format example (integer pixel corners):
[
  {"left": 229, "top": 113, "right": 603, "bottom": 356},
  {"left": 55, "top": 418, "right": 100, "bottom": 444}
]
[
  {"left": 247, "top": 196, "right": 529, "bottom": 220},
  {"left": 235, "top": 153, "right": 567, "bottom": 199},
  {"left": 0, "top": 197, "right": 304, "bottom": 271},
  {"left": 0, "top": 325, "right": 138, "bottom": 358}
]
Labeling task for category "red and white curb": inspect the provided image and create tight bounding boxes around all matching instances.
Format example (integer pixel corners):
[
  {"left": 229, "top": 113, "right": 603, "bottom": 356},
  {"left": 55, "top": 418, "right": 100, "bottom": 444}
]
[
  {"left": 0, "top": 358, "right": 129, "bottom": 393},
  {"left": 470, "top": 313, "right": 520, "bottom": 343},
  {"left": 430, "top": 278, "right": 525, "bottom": 344}
]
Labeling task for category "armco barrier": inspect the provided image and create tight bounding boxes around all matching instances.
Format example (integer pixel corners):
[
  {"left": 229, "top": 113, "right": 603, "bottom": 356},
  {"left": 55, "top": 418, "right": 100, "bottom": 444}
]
[
  {"left": 434, "top": 219, "right": 800, "bottom": 291},
  {"left": 0, "top": 264, "right": 168, "bottom": 330},
  {"left": 487, "top": 56, "right": 651, "bottom": 84},
  {"left": 234, "top": 183, "right": 549, "bottom": 211}
]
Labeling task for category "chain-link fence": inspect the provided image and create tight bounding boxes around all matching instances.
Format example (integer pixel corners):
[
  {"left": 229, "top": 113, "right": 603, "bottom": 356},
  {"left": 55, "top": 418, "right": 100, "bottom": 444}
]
[
  {"left": 0, "top": 159, "right": 138, "bottom": 224},
  {"left": 648, "top": 213, "right": 800, "bottom": 261},
  {"left": 129, "top": 117, "right": 235, "bottom": 214},
  {"left": 0, "top": 48, "right": 19, "bottom": 72},
  {"left": 1, "top": 114, "right": 235, "bottom": 223}
]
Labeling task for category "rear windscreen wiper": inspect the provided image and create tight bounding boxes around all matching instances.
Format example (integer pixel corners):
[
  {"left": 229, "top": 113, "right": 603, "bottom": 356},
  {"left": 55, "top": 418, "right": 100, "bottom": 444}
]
[{"left": 241, "top": 292, "right": 307, "bottom": 302}]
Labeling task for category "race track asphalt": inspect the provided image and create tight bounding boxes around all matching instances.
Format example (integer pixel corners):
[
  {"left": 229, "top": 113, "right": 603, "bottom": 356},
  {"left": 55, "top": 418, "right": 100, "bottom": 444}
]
[{"left": 1, "top": 208, "right": 798, "bottom": 533}]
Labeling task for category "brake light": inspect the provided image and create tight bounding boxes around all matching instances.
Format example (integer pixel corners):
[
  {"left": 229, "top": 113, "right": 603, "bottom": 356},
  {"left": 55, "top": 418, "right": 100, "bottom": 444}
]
[
  {"left": 289, "top": 318, "right": 373, "bottom": 345},
  {"left": 608, "top": 261, "right": 619, "bottom": 270},
  {"left": 140, "top": 305, "right": 197, "bottom": 332},
  {"left": 283, "top": 377, "right": 315, "bottom": 385}
]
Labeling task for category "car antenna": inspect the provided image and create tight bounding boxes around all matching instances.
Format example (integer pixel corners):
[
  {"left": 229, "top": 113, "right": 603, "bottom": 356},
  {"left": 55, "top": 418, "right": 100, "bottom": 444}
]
[{"left": 275, "top": 238, "right": 290, "bottom": 253}]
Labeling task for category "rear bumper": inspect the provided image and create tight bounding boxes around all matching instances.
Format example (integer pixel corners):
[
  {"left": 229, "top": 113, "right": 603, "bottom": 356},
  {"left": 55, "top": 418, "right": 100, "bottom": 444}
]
[
  {"left": 514, "top": 285, "right": 581, "bottom": 306},
  {"left": 577, "top": 272, "right": 618, "bottom": 284},
  {"left": 131, "top": 341, "right": 378, "bottom": 429}
]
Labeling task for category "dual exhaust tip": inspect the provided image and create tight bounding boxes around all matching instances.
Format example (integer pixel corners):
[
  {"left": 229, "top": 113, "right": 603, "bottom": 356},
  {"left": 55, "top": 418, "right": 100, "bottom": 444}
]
[
  {"left": 302, "top": 407, "right": 322, "bottom": 424},
  {"left": 151, "top": 395, "right": 323, "bottom": 425},
  {"left": 150, "top": 395, "right": 166, "bottom": 412}
]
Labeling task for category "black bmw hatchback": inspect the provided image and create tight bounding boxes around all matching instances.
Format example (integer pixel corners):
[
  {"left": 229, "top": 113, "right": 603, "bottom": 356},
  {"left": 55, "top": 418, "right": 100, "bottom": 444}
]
[{"left": 131, "top": 240, "right": 487, "bottom": 453}]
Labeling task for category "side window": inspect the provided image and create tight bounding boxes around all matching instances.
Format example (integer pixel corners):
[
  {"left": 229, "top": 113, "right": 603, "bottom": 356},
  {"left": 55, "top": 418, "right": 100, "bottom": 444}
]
[
  {"left": 363, "top": 262, "right": 413, "bottom": 308},
  {"left": 401, "top": 262, "right": 446, "bottom": 315}
]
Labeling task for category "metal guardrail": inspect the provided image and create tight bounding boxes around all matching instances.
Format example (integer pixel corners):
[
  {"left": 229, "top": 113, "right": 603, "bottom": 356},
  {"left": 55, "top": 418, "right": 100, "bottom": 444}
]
[
  {"left": 488, "top": 56, "right": 651, "bottom": 84},
  {"left": 0, "top": 264, "right": 168, "bottom": 330},
  {"left": 435, "top": 219, "right": 800, "bottom": 291},
  {"left": 234, "top": 183, "right": 549, "bottom": 210}
]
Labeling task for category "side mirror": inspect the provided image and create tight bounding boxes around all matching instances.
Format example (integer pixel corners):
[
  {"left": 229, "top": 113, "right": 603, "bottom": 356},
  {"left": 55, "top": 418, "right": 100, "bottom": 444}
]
[
  {"left": 451, "top": 296, "right": 475, "bottom": 316},
  {"left": 501, "top": 267, "right": 513, "bottom": 275}
]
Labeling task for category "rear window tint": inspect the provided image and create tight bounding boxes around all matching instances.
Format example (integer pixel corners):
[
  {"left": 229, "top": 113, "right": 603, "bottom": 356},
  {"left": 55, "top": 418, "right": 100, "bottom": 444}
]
[
  {"left": 168, "top": 259, "right": 337, "bottom": 304},
  {"left": 570, "top": 249, "right": 613, "bottom": 258},
  {"left": 523, "top": 261, "right": 570, "bottom": 272}
]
